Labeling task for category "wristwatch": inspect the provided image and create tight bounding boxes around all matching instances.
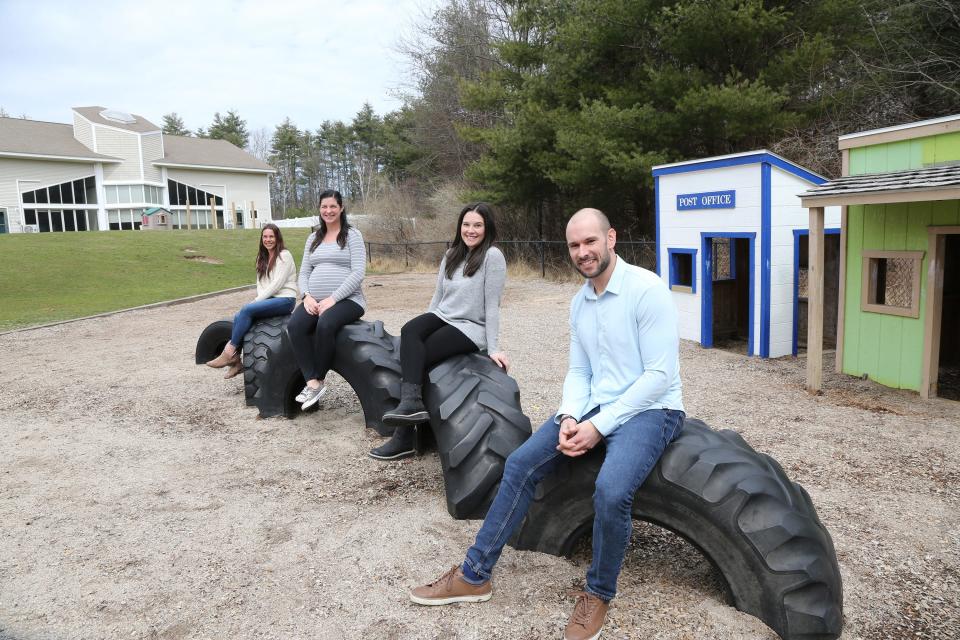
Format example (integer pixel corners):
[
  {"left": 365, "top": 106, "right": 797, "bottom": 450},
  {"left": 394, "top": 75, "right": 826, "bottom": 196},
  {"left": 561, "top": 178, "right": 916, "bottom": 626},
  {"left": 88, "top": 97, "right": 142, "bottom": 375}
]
[{"left": 557, "top": 414, "right": 576, "bottom": 425}]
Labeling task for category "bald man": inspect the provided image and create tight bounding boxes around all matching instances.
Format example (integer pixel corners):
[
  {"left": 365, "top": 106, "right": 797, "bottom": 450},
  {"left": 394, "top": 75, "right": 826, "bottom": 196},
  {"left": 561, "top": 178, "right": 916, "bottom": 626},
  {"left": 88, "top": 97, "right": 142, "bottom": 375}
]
[{"left": 409, "top": 208, "right": 685, "bottom": 640}]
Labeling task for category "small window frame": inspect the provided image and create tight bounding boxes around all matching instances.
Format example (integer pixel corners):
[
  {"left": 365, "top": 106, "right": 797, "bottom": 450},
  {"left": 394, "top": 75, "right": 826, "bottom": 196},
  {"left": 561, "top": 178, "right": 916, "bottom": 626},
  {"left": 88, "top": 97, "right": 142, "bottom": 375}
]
[
  {"left": 860, "top": 250, "right": 924, "bottom": 318},
  {"left": 668, "top": 248, "right": 697, "bottom": 294}
]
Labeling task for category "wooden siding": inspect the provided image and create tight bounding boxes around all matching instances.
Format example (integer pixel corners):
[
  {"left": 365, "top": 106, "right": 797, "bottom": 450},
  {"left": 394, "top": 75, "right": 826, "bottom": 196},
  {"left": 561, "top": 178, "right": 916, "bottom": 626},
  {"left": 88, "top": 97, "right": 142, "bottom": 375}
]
[
  {"left": 850, "top": 131, "right": 960, "bottom": 176},
  {"left": 843, "top": 200, "right": 960, "bottom": 389}
]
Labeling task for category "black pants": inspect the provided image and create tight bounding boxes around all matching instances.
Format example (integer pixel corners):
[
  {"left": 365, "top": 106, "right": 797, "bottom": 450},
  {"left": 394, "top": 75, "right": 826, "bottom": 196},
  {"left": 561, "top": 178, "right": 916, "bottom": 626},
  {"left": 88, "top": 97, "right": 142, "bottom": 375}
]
[
  {"left": 288, "top": 299, "right": 364, "bottom": 382},
  {"left": 400, "top": 312, "right": 478, "bottom": 385}
]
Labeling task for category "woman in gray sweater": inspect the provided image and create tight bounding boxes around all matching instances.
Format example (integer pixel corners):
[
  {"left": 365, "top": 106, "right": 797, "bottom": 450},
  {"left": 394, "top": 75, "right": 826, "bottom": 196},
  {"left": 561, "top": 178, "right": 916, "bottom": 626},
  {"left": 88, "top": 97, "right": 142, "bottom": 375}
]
[
  {"left": 370, "top": 202, "right": 508, "bottom": 461},
  {"left": 287, "top": 189, "right": 366, "bottom": 410}
]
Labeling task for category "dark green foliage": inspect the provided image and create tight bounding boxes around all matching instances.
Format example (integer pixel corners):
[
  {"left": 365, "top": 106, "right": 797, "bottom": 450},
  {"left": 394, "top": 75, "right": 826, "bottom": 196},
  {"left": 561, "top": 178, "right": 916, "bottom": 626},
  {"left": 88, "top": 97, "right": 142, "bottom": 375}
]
[
  {"left": 208, "top": 110, "right": 250, "bottom": 149},
  {"left": 395, "top": 0, "right": 958, "bottom": 238},
  {"left": 161, "top": 113, "right": 190, "bottom": 136}
]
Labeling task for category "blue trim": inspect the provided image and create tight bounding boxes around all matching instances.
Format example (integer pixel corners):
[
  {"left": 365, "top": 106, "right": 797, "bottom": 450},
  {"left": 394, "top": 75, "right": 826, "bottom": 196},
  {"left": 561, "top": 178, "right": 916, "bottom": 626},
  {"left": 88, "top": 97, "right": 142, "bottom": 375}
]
[
  {"left": 667, "top": 248, "right": 698, "bottom": 293},
  {"left": 760, "top": 163, "right": 771, "bottom": 358},
  {"left": 792, "top": 227, "right": 842, "bottom": 356},
  {"left": 654, "top": 176, "right": 661, "bottom": 275},
  {"left": 652, "top": 152, "right": 826, "bottom": 185},
  {"left": 700, "top": 232, "right": 756, "bottom": 356}
]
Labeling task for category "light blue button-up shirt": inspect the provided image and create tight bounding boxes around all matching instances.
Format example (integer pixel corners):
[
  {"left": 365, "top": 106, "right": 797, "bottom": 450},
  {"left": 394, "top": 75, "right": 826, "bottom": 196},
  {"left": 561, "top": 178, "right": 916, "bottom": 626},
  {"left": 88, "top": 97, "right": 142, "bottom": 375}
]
[{"left": 557, "top": 256, "right": 684, "bottom": 436}]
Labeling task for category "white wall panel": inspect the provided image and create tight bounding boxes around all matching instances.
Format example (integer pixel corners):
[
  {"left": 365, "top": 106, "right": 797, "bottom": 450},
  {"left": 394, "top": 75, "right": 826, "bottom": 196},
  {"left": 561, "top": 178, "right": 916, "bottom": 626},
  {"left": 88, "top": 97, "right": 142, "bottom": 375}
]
[
  {"left": 98, "top": 128, "right": 141, "bottom": 181},
  {"left": 72, "top": 114, "right": 94, "bottom": 151},
  {"left": 141, "top": 133, "right": 163, "bottom": 183}
]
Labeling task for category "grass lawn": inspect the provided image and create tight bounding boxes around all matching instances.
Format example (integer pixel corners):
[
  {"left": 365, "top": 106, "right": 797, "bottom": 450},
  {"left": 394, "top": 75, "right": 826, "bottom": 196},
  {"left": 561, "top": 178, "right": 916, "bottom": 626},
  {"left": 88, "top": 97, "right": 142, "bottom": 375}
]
[{"left": 0, "top": 228, "right": 315, "bottom": 331}]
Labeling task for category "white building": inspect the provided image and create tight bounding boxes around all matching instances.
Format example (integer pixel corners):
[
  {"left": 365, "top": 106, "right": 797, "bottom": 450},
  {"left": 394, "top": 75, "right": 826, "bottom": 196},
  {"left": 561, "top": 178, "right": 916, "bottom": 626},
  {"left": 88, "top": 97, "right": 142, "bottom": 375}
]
[
  {"left": 0, "top": 107, "right": 274, "bottom": 234},
  {"left": 653, "top": 151, "right": 841, "bottom": 358}
]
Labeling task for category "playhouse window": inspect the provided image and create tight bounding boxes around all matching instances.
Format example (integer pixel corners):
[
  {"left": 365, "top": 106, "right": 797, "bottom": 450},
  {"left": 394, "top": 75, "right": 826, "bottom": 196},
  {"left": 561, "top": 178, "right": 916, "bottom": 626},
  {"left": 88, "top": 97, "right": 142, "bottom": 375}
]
[
  {"left": 712, "top": 238, "right": 735, "bottom": 281},
  {"left": 861, "top": 250, "right": 923, "bottom": 318},
  {"left": 668, "top": 249, "right": 696, "bottom": 293}
]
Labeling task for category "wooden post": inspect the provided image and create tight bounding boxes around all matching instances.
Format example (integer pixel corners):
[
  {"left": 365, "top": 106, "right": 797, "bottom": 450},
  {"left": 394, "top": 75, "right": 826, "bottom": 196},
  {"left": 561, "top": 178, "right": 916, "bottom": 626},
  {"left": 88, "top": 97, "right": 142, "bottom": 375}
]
[
  {"left": 806, "top": 206, "right": 825, "bottom": 394},
  {"left": 185, "top": 200, "right": 192, "bottom": 230},
  {"left": 231, "top": 201, "right": 236, "bottom": 230},
  {"left": 209, "top": 196, "right": 217, "bottom": 229}
]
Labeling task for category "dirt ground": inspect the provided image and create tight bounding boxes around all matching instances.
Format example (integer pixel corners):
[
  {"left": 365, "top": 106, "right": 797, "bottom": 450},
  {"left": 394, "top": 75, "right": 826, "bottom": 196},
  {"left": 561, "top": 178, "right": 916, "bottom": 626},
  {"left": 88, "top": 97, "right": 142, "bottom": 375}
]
[{"left": 1, "top": 272, "right": 958, "bottom": 640}]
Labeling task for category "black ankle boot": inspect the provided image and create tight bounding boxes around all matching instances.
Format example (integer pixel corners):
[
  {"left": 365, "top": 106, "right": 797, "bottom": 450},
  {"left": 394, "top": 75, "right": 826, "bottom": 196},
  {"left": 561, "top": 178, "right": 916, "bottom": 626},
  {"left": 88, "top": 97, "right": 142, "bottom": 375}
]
[
  {"left": 368, "top": 425, "right": 416, "bottom": 461},
  {"left": 382, "top": 382, "right": 429, "bottom": 426}
]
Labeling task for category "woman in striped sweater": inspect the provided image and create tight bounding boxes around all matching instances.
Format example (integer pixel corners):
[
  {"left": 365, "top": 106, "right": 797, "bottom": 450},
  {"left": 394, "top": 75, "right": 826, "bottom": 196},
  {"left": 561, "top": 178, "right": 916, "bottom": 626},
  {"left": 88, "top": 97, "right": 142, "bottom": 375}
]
[
  {"left": 288, "top": 189, "right": 366, "bottom": 410},
  {"left": 206, "top": 223, "right": 298, "bottom": 379}
]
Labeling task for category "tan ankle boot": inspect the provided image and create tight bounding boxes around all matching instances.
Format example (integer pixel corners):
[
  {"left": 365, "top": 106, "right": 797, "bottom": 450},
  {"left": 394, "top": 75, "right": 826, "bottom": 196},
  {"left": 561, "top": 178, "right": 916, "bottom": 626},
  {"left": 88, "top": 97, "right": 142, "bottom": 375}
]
[
  {"left": 206, "top": 345, "right": 237, "bottom": 368},
  {"left": 223, "top": 357, "right": 243, "bottom": 379}
]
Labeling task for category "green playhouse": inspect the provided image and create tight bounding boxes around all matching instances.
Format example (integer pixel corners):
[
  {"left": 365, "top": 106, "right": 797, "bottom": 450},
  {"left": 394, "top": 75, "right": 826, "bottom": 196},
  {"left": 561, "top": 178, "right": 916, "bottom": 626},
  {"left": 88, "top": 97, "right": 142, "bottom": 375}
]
[{"left": 801, "top": 114, "right": 960, "bottom": 399}]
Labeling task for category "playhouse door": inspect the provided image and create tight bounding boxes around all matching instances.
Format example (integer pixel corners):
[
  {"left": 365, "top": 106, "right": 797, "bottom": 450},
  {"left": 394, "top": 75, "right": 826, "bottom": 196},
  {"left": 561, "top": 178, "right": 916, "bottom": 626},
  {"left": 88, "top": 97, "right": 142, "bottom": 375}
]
[
  {"left": 702, "top": 235, "right": 754, "bottom": 355},
  {"left": 797, "top": 233, "right": 840, "bottom": 351},
  {"left": 936, "top": 233, "right": 960, "bottom": 399}
]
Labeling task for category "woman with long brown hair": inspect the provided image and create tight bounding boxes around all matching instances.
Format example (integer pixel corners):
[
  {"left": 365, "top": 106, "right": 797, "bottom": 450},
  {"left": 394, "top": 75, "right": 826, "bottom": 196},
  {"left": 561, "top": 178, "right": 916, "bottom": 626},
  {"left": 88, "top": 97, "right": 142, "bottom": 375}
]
[
  {"left": 206, "top": 223, "right": 298, "bottom": 378},
  {"left": 369, "top": 202, "right": 508, "bottom": 460},
  {"left": 286, "top": 189, "right": 366, "bottom": 409}
]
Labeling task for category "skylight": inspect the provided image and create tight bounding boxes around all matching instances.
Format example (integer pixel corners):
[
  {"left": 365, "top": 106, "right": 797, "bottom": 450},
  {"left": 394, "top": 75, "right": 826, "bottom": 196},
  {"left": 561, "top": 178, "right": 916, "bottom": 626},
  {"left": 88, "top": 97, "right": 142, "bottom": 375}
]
[{"left": 99, "top": 109, "right": 136, "bottom": 124}]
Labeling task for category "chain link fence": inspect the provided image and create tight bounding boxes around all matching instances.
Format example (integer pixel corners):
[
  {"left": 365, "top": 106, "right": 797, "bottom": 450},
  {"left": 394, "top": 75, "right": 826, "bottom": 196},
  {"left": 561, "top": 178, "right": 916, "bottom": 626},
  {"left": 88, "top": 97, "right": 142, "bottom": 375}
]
[{"left": 365, "top": 240, "right": 656, "bottom": 276}]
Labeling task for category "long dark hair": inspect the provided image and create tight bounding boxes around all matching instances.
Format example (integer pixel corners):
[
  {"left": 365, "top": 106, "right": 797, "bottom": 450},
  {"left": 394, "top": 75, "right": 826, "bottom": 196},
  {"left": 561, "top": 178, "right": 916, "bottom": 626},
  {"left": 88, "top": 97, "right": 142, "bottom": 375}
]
[
  {"left": 309, "top": 189, "right": 350, "bottom": 252},
  {"left": 444, "top": 202, "right": 498, "bottom": 279},
  {"left": 256, "top": 223, "right": 286, "bottom": 279}
]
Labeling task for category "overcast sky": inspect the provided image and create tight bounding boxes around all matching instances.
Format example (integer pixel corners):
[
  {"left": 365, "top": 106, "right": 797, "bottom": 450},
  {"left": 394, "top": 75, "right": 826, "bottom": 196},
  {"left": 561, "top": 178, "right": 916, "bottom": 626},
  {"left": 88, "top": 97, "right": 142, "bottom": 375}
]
[{"left": 0, "top": 0, "right": 439, "bottom": 135}]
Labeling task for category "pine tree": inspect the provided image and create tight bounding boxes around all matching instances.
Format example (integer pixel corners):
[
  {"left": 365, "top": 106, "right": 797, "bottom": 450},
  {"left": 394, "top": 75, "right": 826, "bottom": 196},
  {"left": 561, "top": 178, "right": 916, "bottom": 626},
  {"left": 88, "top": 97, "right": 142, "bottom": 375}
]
[
  {"left": 208, "top": 110, "right": 250, "bottom": 148},
  {"left": 161, "top": 113, "right": 190, "bottom": 136}
]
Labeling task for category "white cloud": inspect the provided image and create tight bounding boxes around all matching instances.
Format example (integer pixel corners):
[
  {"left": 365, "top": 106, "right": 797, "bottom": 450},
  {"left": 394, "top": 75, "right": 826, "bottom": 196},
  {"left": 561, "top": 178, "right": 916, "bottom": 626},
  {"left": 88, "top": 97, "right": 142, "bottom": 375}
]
[{"left": 0, "top": 0, "right": 438, "bottom": 132}]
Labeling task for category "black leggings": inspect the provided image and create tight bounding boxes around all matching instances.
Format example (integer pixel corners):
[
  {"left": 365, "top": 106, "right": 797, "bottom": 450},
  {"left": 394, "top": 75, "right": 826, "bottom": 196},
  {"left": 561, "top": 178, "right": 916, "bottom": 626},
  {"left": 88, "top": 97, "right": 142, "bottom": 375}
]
[
  {"left": 400, "top": 312, "right": 478, "bottom": 385},
  {"left": 288, "top": 299, "right": 364, "bottom": 381}
]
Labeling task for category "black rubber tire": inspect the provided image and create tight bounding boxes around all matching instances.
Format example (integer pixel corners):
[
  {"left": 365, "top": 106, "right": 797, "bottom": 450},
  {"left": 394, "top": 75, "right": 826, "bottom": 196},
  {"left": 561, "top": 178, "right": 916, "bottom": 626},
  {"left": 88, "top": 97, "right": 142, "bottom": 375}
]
[
  {"left": 423, "top": 354, "right": 533, "bottom": 520},
  {"left": 331, "top": 320, "right": 402, "bottom": 435},
  {"left": 241, "top": 315, "right": 287, "bottom": 407},
  {"left": 509, "top": 418, "right": 843, "bottom": 640},
  {"left": 194, "top": 320, "right": 233, "bottom": 365},
  {"left": 250, "top": 318, "right": 401, "bottom": 435}
]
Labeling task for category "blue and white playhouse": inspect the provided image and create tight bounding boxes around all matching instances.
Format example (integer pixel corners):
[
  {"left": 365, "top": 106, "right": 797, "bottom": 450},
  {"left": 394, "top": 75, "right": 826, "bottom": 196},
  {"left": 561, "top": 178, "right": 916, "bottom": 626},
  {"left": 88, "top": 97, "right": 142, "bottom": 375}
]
[{"left": 653, "top": 151, "right": 841, "bottom": 358}]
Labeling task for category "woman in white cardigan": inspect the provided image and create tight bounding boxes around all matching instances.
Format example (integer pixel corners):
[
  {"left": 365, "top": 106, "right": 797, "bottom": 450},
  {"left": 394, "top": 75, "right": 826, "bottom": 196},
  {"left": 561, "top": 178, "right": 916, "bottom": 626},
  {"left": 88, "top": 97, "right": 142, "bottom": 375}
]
[{"left": 206, "top": 223, "right": 299, "bottom": 378}]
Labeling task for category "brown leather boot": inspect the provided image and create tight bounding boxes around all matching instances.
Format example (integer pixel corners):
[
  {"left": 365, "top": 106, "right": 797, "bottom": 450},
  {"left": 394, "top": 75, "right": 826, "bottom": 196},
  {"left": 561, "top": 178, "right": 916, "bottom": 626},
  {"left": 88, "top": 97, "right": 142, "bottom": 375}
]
[
  {"left": 206, "top": 344, "right": 237, "bottom": 368},
  {"left": 223, "top": 356, "right": 243, "bottom": 379}
]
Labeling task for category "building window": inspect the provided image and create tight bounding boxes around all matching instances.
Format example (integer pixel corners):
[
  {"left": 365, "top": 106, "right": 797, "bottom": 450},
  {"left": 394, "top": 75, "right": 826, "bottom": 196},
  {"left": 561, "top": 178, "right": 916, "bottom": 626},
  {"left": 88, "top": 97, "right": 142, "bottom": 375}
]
[
  {"left": 861, "top": 250, "right": 923, "bottom": 318},
  {"left": 668, "top": 248, "right": 697, "bottom": 293},
  {"left": 712, "top": 237, "right": 735, "bottom": 281},
  {"left": 22, "top": 177, "right": 97, "bottom": 206},
  {"left": 167, "top": 179, "right": 223, "bottom": 207}
]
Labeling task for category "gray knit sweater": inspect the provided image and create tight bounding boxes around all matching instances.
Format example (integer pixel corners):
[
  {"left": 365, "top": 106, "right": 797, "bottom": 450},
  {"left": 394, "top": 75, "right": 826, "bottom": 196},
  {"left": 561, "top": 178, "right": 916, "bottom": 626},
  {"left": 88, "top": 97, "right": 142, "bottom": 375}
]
[
  {"left": 298, "top": 226, "right": 366, "bottom": 310},
  {"left": 428, "top": 247, "right": 506, "bottom": 353}
]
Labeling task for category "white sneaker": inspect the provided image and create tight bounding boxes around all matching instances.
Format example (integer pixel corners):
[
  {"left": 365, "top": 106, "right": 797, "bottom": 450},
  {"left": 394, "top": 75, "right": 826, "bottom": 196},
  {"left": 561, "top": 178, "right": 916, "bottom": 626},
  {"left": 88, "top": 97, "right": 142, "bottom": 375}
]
[
  {"left": 295, "top": 385, "right": 311, "bottom": 403},
  {"left": 300, "top": 384, "right": 327, "bottom": 410}
]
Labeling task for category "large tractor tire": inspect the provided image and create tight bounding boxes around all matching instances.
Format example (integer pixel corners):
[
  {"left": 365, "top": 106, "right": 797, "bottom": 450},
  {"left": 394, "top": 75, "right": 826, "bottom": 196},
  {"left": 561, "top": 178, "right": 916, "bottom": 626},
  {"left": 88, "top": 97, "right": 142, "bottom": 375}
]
[
  {"left": 423, "top": 354, "right": 532, "bottom": 520},
  {"left": 247, "top": 318, "right": 402, "bottom": 436},
  {"left": 194, "top": 319, "right": 233, "bottom": 365},
  {"left": 241, "top": 315, "right": 287, "bottom": 407},
  {"left": 510, "top": 418, "right": 843, "bottom": 640}
]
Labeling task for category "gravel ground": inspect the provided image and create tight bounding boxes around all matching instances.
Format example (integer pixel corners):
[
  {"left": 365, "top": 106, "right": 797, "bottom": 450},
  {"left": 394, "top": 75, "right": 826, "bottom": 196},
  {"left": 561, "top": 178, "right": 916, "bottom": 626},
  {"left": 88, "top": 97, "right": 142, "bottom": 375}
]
[{"left": 1, "top": 272, "right": 958, "bottom": 640}]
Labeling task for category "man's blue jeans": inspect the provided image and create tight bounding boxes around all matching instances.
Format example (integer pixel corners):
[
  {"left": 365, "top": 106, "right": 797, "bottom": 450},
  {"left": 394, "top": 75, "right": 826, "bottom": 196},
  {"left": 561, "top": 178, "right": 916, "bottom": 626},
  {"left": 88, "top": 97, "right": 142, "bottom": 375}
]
[
  {"left": 463, "top": 407, "right": 685, "bottom": 601},
  {"left": 229, "top": 297, "right": 296, "bottom": 348}
]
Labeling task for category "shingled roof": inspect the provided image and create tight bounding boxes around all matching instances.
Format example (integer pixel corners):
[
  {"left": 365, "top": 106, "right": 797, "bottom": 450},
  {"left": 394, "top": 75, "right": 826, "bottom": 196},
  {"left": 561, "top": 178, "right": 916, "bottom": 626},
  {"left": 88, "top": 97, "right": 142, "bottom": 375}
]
[
  {"left": 156, "top": 135, "right": 275, "bottom": 173},
  {"left": 0, "top": 117, "right": 120, "bottom": 162},
  {"left": 73, "top": 106, "right": 161, "bottom": 133},
  {"left": 800, "top": 164, "right": 960, "bottom": 207}
]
